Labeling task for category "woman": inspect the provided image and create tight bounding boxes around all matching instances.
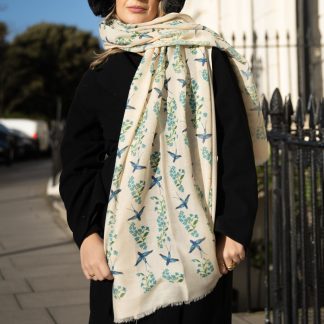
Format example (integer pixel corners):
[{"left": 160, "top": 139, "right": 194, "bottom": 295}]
[{"left": 59, "top": 0, "right": 269, "bottom": 323}]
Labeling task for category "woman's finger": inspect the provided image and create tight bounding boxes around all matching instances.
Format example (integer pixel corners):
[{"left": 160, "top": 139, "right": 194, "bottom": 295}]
[
  {"left": 82, "top": 263, "right": 97, "bottom": 280},
  {"left": 98, "top": 260, "right": 114, "bottom": 280}
]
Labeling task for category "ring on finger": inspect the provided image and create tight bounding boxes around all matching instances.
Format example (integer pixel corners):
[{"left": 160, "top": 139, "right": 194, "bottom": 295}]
[{"left": 224, "top": 261, "right": 237, "bottom": 271}]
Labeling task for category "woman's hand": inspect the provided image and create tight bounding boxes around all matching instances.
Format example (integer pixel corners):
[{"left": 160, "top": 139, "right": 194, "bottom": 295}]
[
  {"left": 215, "top": 233, "right": 245, "bottom": 275},
  {"left": 80, "top": 233, "right": 114, "bottom": 281}
]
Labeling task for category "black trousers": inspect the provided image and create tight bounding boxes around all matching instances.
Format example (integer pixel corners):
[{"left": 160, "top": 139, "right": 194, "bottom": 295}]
[{"left": 89, "top": 271, "right": 233, "bottom": 324}]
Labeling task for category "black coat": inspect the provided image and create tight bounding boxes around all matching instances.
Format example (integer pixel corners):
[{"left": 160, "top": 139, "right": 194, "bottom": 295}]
[{"left": 59, "top": 47, "right": 258, "bottom": 251}]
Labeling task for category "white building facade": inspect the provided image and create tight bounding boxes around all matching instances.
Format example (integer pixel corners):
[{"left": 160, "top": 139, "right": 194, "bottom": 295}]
[{"left": 181, "top": 0, "right": 323, "bottom": 106}]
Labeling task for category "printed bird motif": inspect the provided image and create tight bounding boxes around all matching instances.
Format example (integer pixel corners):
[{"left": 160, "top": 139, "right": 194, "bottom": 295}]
[
  {"left": 194, "top": 54, "right": 207, "bottom": 66},
  {"left": 127, "top": 205, "right": 145, "bottom": 221},
  {"left": 130, "top": 158, "right": 147, "bottom": 172},
  {"left": 110, "top": 265, "right": 124, "bottom": 276},
  {"left": 167, "top": 149, "right": 182, "bottom": 163},
  {"left": 153, "top": 87, "right": 163, "bottom": 98},
  {"left": 125, "top": 96, "right": 136, "bottom": 110},
  {"left": 138, "top": 32, "right": 154, "bottom": 39},
  {"left": 149, "top": 175, "right": 162, "bottom": 189},
  {"left": 117, "top": 145, "right": 128, "bottom": 158},
  {"left": 174, "top": 193, "right": 190, "bottom": 209},
  {"left": 109, "top": 188, "right": 121, "bottom": 202},
  {"left": 135, "top": 250, "right": 153, "bottom": 266},
  {"left": 159, "top": 251, "right": 179, "bottom": 266},
  {"left": 196, "top": 121, "right": 212, "bottom": 143},
  {"left": 177, "top": 78, "right": 188, "bottom": 88},
  {"left": 189, "top": 237, "right": 206, "bottom": 253},
  {"left": 126, "top": 104, "right": 136, "bottom": 110},
  {"left": 163, "top": 77, "right": 171, "bottom": 90}
]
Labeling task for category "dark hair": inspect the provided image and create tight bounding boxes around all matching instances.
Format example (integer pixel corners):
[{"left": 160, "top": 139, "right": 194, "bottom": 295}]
[{"left": 87, "top": 0, "right": 186, "bottom": 17}]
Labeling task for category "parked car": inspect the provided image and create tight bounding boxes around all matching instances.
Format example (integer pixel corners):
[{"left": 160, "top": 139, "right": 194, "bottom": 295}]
[
  {"left": 0, "top": 123, "right": 15, "bottom": 165},
  {"left": 0, "top": 118, "right": 50, "bottom": 156},
  {"left": 9, "top": 128, "right": 38, "bottom": 158}
]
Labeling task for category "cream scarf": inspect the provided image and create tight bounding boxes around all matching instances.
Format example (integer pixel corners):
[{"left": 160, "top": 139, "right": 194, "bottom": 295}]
[{"left": 98, "top": 12, "right": 270, "bottom": 323}]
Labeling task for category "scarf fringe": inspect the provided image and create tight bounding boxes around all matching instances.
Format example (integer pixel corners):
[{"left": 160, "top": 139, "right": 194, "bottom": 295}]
[{"left": 113, "top": 276, "right": 222, "bottom": 323}]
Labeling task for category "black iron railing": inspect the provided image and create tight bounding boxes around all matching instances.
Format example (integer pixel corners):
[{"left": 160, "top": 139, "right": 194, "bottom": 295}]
[{"left": 260, "top": 88, "right": 324, "bottom": 324}]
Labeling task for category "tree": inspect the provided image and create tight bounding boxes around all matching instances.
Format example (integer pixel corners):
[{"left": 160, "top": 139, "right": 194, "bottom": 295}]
[
  {"left": 0, "top": 21, "right": 8, "bottom": 115},
  {"left": 2, "top": 23, "right": 100, "bottom": 120}
]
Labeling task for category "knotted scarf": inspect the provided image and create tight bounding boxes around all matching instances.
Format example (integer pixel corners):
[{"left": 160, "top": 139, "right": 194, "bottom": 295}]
[{"left": 98, "top": 11, "right": 270, "bottom": 323}]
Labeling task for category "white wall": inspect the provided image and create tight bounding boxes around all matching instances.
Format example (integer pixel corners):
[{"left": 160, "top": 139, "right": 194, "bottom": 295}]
[{"left": 181, "top": 0, "right": 299, "bottom": 104}]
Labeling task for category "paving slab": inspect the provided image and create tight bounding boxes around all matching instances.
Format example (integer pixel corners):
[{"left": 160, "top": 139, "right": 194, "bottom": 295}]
[
  {"left": 0, "top": 309, "right": 54, "bottom": 324},
  {"left": 0, "top": 294, "right": 21, "bottom": 311},
  {"left": 16, "top": 288, "right": 89, "bottom": 309},
  {"left": 48, "top": 304, "right": 89, "bottom": 324},
  {"left": 28, "top": 273, "right": 89, "bottom": 292},
  {"left": 0, "top": 278, "right": 31, "bottom": 294},
  {"left": 0, "top": 263, "right": 83, "bottom": 280},
  {"left": 9, "top": 251, "right": 80, "bottom": 268}
]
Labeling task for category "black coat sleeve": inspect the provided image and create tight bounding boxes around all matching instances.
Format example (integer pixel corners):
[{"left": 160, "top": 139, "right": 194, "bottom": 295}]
[
  {"left": 59, "top": 70, "right": 112, "bottom": 249},
  {"left": 212, "top": 47, "right": 259, "bottom": 252}
]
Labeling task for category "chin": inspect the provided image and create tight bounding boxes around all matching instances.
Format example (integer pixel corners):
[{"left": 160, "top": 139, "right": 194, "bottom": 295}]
[{"left": 119, "top": 15, "right": 154, "bottom": 24}]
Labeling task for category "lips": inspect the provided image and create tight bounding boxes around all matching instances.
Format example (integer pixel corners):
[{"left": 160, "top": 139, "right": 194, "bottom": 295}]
[{"left": 128, "top": 6, "right": 146, "bottom": 9}]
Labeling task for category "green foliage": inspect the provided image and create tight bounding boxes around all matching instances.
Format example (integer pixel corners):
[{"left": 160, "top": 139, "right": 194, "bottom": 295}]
[
  {"left": 0, "top": 21, "right": 100, "bottom": 120},
  {"left": 0, "top": 21, "right": 8, "bottom": 46}
]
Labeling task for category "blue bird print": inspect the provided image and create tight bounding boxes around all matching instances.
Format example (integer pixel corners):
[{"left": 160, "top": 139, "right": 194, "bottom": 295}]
[
  {"left": 138, "top": 32, "right": 154, "bottom": 40},
  {"left": 127, "top": 205, "right": 145, "bottom": 221},
  {"left": 163, "top": 77, "right": 171, "bottom": 89},
  {"left": 194, "top": 54, "right": 207, "bottom": 66},
  {"left": 130, "top": 158, "right": 147, "bottom": 173},
  {"left": 159, "top": 251, "right": 179, "bottom": 266},
  {"left": 126, "top": 104, "right": 136, "bottom": 110},
  {"left": 125, "top": 96, "right": 136, "bottom": 110},
  {"left": 149, "top": 175, "right": 162, "bottom": 190},
  {"left": 163, "top": 77, "right": 173, "bottom": 95},
  {"left": 177, "top": 78, "right": 188, "bottom": 88},
  {"left": 167, "top": 149, "right": 182, "bottom": 163},
  {"left": 189, "top": 237, "right": 206, "bottom": 253},
  {"left": 196, "top": 121, "right": 212, "bottom": 143},
  {"left": 135, "top": 250, "right": 153, "bottom": 266},
  {"left": 173, "top": 193, "right": 190, "bottom": 209},
  {"left": 109, "top": 188, "right": 121, "bottom": 202},
  {"left": 110, "top": 265, "right": 124, "bottom": 276},
  {"left": 117, "top": 145, "right": 128, "bottom": 159},
  {"left": 153, "top": 87, "right": 163, "bottom": 98}
]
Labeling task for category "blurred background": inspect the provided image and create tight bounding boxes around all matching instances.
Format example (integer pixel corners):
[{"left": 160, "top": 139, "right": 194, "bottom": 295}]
[{"left": 0, "top": 1, "right": 323, "bottom": 323}]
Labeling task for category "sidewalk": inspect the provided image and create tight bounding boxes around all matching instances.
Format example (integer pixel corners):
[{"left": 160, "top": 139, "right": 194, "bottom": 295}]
[{"left": 0, "top": 160, "right": 90, "bottom": 324}]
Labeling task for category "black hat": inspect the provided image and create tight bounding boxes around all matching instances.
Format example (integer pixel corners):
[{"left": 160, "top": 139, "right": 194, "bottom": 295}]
[{"left": 88, "top": 0, "right": 186, "bottom": 17}]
